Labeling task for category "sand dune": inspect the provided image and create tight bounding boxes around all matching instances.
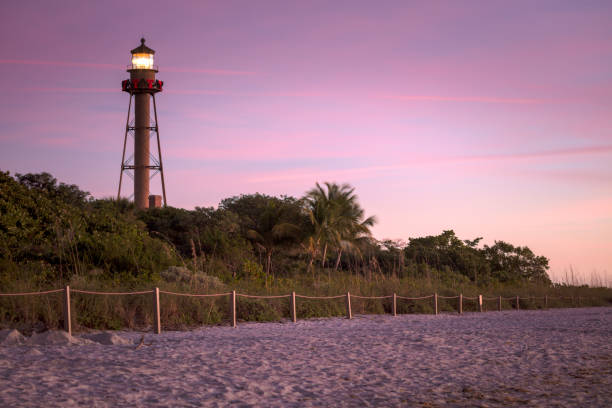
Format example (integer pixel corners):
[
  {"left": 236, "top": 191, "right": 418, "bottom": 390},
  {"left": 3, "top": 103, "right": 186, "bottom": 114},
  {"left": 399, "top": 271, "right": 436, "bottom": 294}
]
[{"left": 1, "top": 307, "right": 610, "bottom": 407}]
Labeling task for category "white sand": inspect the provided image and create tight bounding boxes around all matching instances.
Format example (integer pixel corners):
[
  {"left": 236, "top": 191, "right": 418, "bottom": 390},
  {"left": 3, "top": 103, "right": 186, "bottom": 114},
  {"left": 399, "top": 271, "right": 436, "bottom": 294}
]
[
  {"left": 0, "top": 329, "right": 25, "bottom": 346},
  {"left": 1, "top": 307, "right": 610, "bottom": 407},
  {"left": 27, "top": 330, "right": 94, "bottom": 346}
]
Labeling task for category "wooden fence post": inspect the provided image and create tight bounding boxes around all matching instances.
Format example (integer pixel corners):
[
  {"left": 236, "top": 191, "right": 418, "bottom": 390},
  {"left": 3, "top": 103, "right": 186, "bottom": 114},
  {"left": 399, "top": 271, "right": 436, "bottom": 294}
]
[
  {"left": 478, "top": 295, "right": 483, "bottom": 313},
  {"left": 291, "top": 291, "right": 297, "bottom": 323},
  {"left": 498, "top": 296, "right": 502, "bottom": 312},
  {"left": 392, "top": 293, "right": 397, "bottom": 317},
  {"left": 346, "top": 292, "right": 352, "bottom": 319},
  {"left": 516, "top": 296, "right": 520, "bottom": 311},
  {"left": 458, "top": 294, "right": 463, "bottom": 314},
  {"left": 544, "top": 295, "right": 548, "bottom": 309},
  {"left": 63, "top": 285, "right": 71, "bottom": 336},
  {"left": 231, "top": 290, "right": 237, "bottom": 327},
  {"left": 434, "top": 293, "right": 438, "bottom": 315},
  {"left": 154, "top": 287, "right": 161, "bottom": 334}
]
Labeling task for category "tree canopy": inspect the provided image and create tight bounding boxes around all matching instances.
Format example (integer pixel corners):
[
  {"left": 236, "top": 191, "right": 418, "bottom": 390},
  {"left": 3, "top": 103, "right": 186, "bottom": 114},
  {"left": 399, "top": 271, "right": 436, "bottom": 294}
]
[{"left": 0, "top": 171, "right": 551, "bottom": 287}]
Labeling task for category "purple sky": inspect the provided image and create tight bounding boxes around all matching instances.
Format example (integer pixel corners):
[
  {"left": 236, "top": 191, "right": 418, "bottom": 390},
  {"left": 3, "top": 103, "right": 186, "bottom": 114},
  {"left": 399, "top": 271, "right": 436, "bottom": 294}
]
[{"left": 1, "top": 1, "right": 611, "bottom": 284}]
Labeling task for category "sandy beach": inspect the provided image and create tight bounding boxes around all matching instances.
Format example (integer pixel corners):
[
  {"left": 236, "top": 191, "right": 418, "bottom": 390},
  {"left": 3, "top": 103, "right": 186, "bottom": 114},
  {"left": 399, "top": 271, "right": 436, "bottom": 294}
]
[{"left": 1, "top": 307, "right": 610, "bottom": 407}]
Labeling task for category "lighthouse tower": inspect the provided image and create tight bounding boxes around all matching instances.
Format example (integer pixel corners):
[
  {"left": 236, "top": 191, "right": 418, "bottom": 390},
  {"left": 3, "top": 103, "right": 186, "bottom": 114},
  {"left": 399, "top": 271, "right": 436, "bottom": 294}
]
[{"left": 117, "top": 38, "right": 167, "bottom": 209}]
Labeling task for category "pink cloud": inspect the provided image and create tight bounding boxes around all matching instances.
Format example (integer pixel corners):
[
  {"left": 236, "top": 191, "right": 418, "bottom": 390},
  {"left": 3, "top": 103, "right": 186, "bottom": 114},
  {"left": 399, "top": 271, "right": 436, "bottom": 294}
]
[
  {"left": 0, "top": 59, "right": 119, "bottom": 70},
  {"left": 457, "top": 145, "right": 612, "bottom": 162},
  {"left": 522, "top": 169, "right": 612, "bottom": 184},
  {"left": 22, "top": 87, "right": 116, "bottom": 93},
  {"left": 376, "top": 94, "right": 543, "bottom": 104},
  {"left": 14, "top": 85, "right": 556, "bottom": 110},
  {"left": 165, "top": 89, "right": 235, "bottom": 96},
  {"left": 19, "top": 87, "right": 320, "bottom": 98},
  {"left": 40, "top": 137, "right": 80, "bottom": 146},
  {"left": 245, "top": 145, "right": 612, "bottom": 183},
  {"left": 20, "top": 87, "right": 233, "bottom": 96},
  {"left": 0, "top": 59, "right": 255, "bottom": 76},
  {"left": 166, "top": 129, "right": 363, "bottom": 161},
  {"left": 166, "top": 147, "right": 356, "bottom": 161},
  {"left": 163, "top": 89, "right": 331, "bottom": 97},
  {"left": 163, "top": 66, "right": 256, "bottom": 76}
]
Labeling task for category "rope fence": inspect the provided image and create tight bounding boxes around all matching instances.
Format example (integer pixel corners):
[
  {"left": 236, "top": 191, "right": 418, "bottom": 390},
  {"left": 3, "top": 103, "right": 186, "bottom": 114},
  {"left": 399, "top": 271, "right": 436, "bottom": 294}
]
[
  {"left": 237, "top": 293, "right": 291, "bottom": 299},
  {"left": 0, "top": 289, "right": 64, "bottom": 296},
  {"left": 159, "top": 290, "right": 231, "bottom": 297},
  {"left": 396, "top": 295, "right": 433, "bottom": 300},
  {"left": 295, "top": 294, "right": 346, "bottom": 299},
  {"left": 0, "top": 286, "right": 599, "bottom": 335},
  {"left": 71, "top": 289, "right": 154, "bottom": 296},
  {"left": 350, "top": 294, "right": 393, "bottom": 299}
]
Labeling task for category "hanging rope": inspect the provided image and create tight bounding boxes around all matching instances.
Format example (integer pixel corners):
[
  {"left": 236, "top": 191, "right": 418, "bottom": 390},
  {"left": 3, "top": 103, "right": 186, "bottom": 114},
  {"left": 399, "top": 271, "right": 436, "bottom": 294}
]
[
  {"left": 295, "top": 294, "right": 346, "bottom": 299},
  {"left": 350, "top": 295, "right": 393, "bottom": 299},
  {"left": 71, "top": 289, "right": 154, "bottom": 296},
  {"left": 397, "top": 295, "right": 434, "bottom": 300},
  {"left": 236, "top": 293, "right": 291, "bottom": 299},
  {"left": 0, "top": 289, "right": 64, "bottom": 296},
  {"left": 159, "top": 290, "right": 231, "bottom": 297}
]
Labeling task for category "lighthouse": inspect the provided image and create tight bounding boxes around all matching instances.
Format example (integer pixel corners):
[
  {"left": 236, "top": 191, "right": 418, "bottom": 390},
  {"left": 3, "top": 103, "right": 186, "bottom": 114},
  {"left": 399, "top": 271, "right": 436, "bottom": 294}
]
[{"left": 117, "top": 38, "right": 167, "bottom": 209}]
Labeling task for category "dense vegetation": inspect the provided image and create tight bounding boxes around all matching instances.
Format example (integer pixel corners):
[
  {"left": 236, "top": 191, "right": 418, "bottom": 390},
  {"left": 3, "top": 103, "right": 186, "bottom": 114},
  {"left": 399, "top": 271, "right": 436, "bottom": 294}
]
[
  {"left": 0, "top": 172, "right": 552, "bottom": 287},
  {"left": 0, "top": 171, "right": 609, "bottom": 330}
]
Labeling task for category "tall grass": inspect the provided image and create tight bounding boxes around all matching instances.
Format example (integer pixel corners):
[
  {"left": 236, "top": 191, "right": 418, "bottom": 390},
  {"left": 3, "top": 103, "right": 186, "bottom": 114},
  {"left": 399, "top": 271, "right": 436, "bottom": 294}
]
[{"left": 1, "top": 272, "right": 611, "bottom": 333}]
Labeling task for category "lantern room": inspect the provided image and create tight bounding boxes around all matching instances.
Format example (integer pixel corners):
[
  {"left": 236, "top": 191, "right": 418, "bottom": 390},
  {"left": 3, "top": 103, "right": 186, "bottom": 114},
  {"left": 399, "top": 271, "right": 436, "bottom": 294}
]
[{"left": 129, "top": 38, "right": 157, "bottom": 71}]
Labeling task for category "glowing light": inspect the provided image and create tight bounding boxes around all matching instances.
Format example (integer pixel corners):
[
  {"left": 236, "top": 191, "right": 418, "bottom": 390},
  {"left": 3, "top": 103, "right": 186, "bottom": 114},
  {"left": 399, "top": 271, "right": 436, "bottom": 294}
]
[{"left": 131, "top": 53, "right": 154, "bottom": 69}]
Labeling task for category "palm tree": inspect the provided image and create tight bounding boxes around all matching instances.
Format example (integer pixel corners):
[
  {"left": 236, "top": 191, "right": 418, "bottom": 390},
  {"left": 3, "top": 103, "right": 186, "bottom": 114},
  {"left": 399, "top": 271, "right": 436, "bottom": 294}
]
[
  {"left": 304, "top": 182, "right": 376, "bottom": 280},
  {"left": 245, "top": 199, "right": 300, "bottom": 288}
]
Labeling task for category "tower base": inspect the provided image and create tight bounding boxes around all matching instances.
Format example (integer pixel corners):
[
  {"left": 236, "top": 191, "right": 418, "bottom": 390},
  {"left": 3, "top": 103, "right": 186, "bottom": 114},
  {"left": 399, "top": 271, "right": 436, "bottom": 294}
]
[{"left": 149, "top": 195, "right": 162, "bottom": 209}]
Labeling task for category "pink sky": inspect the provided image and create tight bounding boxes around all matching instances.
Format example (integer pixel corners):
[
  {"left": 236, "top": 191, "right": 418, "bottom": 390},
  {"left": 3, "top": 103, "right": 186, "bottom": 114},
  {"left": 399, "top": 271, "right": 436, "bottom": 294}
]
[{"left": 1, "top": 1, "right": 611, "bottom": 285}]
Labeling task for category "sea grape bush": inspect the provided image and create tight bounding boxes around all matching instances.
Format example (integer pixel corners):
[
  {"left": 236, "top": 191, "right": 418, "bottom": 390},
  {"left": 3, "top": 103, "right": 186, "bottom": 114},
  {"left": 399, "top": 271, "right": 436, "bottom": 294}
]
[{"left": 0, "top": 171, "right": 178, "bottom": 286}]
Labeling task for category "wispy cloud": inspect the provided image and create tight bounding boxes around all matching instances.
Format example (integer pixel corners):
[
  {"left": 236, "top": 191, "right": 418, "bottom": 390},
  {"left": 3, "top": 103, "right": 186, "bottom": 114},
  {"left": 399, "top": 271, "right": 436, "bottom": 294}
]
[
  {"left": 20, "top": 87, "right": 292, "bottom": 97},
  {"left": 522, "top": 169, "right": 612, "bottom": 184},
  {"left": 22, "top": 87, "right": 116, "bottom": 93},
  {"left": 20, "top": 86, "right": 543, "bottom": 106},
  {"left": 0, "top": 59, "right": 255, "bottom": 76},
  {"left": 166, "top": 146, "right": 358, "bottom": 161},
  {"left": 22, "top": 87, "right": 234, "bottom": 95},
  {"left": 246, "top": 145, "right": 612, "bottom": 183},
  {"left": 377, "top": 94, "right": 543, "bottom": 104},
  {"left": 0, "top": 59, "right": 118, "bottom": 70},
  {"left": 163, "top": 66, "right": 256, "bottom": 76},
  {"left": 458, "top": 145, "right": 612, "bottom": 162},
  {"left": 40, "top": 137, "right": 80, "bottom": 147},
  {"left": 165, "top": 89, "right": 235, "bottom": 96}
]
